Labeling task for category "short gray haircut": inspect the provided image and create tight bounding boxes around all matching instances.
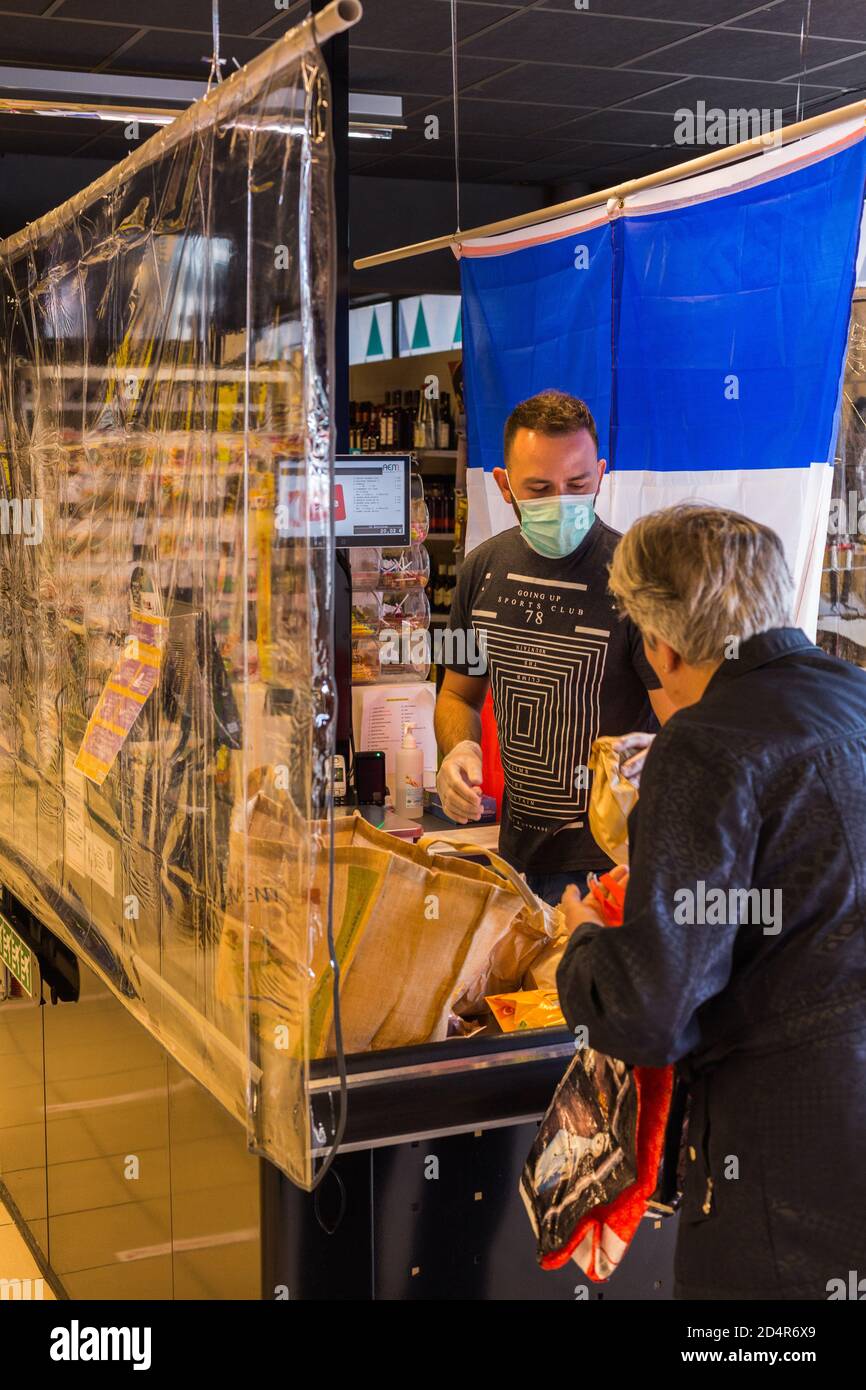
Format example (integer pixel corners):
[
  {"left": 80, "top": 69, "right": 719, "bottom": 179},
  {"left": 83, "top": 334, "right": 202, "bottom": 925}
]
[{"left": 608, "top": 503, "right": 794, "bottom": 665}]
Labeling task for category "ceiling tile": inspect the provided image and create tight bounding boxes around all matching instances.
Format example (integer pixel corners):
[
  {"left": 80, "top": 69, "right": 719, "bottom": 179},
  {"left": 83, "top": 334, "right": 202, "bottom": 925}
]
[
  {"left": 350, "top": 48, "right": 513, "bottom": 97},
  {"left": 540, "top": 0, "right": 764, "bottom": 19},
  {"left": 793, "top": 50, "right": 866, "bottom": 87},
  {"left": 577, "top": 146, "right": 688, "bottom": 186},
  {"left": 0, "top": 0, "right": 55, "bottom": 12},
  {"left": 484, "top": 137, "right": 661, "bottom": 184},
  {"left": 460, "top": 10, "right": 699, "bottom": 66},
  {"left": 445, "top": 129, "right": 575, "bottom": 163},
  {"left": 622, "top": 74, "right": 846, "bottom": 117},
  {"left": 104, "top": 30, "right": 269, "bottom": 78},
  {"left": 483, "top": 156, "right": 593, "bottom": 183},
  {"left": 728, "top": 1, "right": 866, "bottom": 42},
  {"left": 624, "top": 26, "right": 863, "bottom": 82},
  {"left": 355, "top": 126, "right": 434, "bottom": 159},
  {"left": 344, "top": 151, "right": 517, "bottom": 181},
  {"left": 552, "top": 107, "right": 682, "bottom": 145},
  {"left": 489, "top": 139, "right": 679, "bottom": 185},
  {"left": 407, "top": 97, "right": 595, "bottom": 137},
  {"left": 0, "top": 14, "right": 133, "bottom": 66},
  {"left": 352, "top": 0, "right": 511, "bottom": 53},
  {"left": 547, "top": 138, "right": 647, "bottom": 165},
  {"left": 474, "top": 63, "right": 685, "bottom": 107},
  {"left": 54, "top": 1, "right": 283, "bottom": 34}
]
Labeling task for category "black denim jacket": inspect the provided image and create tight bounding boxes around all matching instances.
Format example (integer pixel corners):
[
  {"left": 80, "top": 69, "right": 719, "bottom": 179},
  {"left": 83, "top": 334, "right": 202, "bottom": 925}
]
[{"left": 557, "top": 628, "right": 866, "bottom": 1071}]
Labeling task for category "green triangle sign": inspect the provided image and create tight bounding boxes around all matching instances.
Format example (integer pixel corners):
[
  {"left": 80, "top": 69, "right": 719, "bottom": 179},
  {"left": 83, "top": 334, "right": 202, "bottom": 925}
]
[
  {"left": 452, "top": 302, "right": 462, "bottom": 346},
  {"left": 366, "top": 309, "right": 384, "bottom": 359},
  {"left": 411, "top": 300, "right": 431, "bottom": 351}
]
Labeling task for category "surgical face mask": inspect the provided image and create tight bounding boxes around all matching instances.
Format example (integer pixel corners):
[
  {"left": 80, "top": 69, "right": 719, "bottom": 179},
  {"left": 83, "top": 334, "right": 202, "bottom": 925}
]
[{"left": 507, "top": 474, "right": 596, "bottom": 558}]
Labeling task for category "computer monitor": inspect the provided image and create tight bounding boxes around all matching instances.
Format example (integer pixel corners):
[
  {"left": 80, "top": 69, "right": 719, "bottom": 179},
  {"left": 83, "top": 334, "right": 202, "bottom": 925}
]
[
  {"left": 333, "top": 453, "right": 411, "bottom": 547},
  {"left": 276, "top": 454, "right": 411, "bottom": 548}
]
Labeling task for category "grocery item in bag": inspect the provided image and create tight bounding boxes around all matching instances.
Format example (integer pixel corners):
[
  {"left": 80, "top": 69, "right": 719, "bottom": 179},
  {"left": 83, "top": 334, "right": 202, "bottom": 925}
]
[
  {"left": 218, "top": 807, "right": 555, "bottom": 1058},
  {"left": 487, "top": 989, "right": 565, "bottom": 1032},
  {"left": 587, "top": 736, "right": 642, "bottom": 865},
  {"left": 449, "top": 883, "right": 567, "bottom": 1016}
]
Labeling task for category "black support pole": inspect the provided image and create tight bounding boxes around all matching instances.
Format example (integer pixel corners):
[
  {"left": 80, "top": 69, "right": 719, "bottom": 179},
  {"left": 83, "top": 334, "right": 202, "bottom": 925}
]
[{"left": 259, "top": 0, "right": 355, "bottom": 1300}]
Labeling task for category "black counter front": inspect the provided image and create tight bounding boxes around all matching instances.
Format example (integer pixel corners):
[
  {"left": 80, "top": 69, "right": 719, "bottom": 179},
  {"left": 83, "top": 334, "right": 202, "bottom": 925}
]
[
  {"left": 309, "top": 1028, "right": 574, "bottom": 1152},
  {"left": 261, "top": 1028, "right": 680, "bottom": 1301}
]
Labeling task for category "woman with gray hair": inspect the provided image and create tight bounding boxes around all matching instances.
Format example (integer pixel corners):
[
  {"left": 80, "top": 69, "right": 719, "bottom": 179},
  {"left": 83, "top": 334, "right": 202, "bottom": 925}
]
[{"left": 557, "top": 503, "right": 866, "bottom": 1301}]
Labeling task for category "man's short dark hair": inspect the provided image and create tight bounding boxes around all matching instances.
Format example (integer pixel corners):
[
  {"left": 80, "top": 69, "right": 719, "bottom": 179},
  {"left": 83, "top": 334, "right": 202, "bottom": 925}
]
[{"left": 503, "top": 390, "right": 599, "bottom": 462}]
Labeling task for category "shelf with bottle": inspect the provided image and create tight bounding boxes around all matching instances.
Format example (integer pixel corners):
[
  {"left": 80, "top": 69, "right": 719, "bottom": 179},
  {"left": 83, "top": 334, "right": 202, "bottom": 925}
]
[
  {"left": 420, "top": 480, "right": 457, "bottom": 535},
  {"left": 428, "top": 561, "right": 458, "bottom": 619},
  {"left": 348, "top": 387, "right": 456, "bottom": 455}
]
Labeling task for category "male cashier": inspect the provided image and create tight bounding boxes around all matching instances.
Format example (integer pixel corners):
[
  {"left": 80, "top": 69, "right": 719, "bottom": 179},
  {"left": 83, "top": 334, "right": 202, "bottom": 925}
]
[{"left": 434, "top": 390, "right": 673, "bottom": 904}]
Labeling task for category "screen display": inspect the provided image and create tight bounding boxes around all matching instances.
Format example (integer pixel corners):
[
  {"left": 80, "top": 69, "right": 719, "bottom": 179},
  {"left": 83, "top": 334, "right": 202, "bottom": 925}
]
[
  {"left": 276, "top": 454, "right": 411, "bottom": 546},
  {"left": 333, "top": 454, "right": 410, "bottom": 545}
]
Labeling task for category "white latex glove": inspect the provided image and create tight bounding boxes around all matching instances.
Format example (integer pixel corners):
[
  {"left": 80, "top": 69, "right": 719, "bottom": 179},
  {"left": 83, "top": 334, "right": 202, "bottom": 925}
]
[
  {"left": 613, "top": 731, "right": 656, "bottom": 788},
  {"left": 436, "top": 740, "right": 484, "bottom": 823}
]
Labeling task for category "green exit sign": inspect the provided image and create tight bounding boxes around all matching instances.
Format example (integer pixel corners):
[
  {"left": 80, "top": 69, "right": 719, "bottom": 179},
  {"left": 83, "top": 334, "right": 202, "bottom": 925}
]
[{"left": 0, "top": 913, "right": 38, "bottom": 998}]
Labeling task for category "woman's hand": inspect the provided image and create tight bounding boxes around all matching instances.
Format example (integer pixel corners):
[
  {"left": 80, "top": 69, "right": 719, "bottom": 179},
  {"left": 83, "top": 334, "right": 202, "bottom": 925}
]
[
  {"left": 560, "top": 865, "right": 629, "bottom": 932},
  {"left": 560, "top": 883, "right": 606, "bottom": 931}
]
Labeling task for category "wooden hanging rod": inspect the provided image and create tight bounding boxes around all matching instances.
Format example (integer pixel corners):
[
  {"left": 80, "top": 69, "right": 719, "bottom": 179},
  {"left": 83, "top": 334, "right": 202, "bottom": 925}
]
[{"left": 354, "top": 97, "right": 866, "bottom": 270}]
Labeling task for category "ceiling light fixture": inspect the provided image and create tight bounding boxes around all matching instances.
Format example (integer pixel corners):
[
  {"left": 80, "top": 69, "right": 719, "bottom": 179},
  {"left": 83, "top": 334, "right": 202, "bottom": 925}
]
[
  {"left": 0, "top": 97, "right": 178, "bottom": 126},
  {"left": 0, "top": 70, "right": 405, "bottom": 141}
]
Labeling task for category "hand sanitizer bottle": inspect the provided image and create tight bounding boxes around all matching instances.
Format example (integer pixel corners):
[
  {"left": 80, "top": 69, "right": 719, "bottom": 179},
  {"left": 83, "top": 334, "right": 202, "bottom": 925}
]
[{"left": 395, "top": 722, "right": 424, "bottom": 819}]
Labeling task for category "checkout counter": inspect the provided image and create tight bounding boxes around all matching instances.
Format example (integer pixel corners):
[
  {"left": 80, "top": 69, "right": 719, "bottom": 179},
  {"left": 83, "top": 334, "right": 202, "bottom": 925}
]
[
  {"left": 256, "top": 809, "right": 678, "bottom": 1300},
  {"left": 1, "top": 846, "right": 678, "bottom": 1301},
  {"left": 0, "top": 499, "right": 678, "bottom": 1301}
]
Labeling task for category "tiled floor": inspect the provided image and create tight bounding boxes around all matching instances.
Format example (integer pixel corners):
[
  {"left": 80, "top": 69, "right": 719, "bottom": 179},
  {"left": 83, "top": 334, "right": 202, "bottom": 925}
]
[
  {"left": 0, "top": 1197, "right": 56, "bottom": 1300},
  {"left": 1, "top": 960, "right": 261, "bottom": 1299}
]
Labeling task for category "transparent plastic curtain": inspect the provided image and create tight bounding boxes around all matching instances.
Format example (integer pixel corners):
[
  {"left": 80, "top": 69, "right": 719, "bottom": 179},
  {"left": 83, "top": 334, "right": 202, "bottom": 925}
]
[
  {"left": 818, "top": 292, "right": 866, "bottom": 667},
  {"left": 0, "top": 18, "right": 335, "bottom": 1188}
]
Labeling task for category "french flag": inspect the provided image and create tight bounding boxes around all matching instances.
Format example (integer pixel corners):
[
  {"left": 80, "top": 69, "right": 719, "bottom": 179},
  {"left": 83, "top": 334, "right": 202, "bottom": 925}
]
[{"left": 459, "top": 116, "right": 866, "bottom": 638}]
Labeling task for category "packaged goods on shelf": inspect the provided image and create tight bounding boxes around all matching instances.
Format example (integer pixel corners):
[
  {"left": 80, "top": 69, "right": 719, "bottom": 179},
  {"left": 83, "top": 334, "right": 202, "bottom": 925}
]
[
  {"left": 351, "top": 591, "right": 383, "bottom": 638},
  {"left": 350, "top": 546, "right": 382, "bottom": 590},
  {"left": 380, "top": 587, "right": 430, "bottom": 632},
  {"left": 379, "top": 542, "right": 430, "bottom": 589},
  {"left": 352, "top": 636, "right": 383, "bottom": 684}
]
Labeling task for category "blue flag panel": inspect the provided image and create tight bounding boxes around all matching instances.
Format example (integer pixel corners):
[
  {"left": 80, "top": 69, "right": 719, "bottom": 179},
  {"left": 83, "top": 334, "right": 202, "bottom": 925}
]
[
  {"left": 613, "top": 141, "right": 866, "bottom": 473},
  {"left": 461, "top": 221, "right": 613, "bottom": 474},
  {"left": 460, "top": 138, "right": 866, "bottom": 481}
]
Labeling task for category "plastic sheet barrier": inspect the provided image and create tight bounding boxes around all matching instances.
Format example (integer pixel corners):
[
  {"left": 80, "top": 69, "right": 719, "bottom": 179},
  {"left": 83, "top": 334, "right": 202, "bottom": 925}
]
[{"left": 0, "top": 13, "right": 336, "bottom": 1188}]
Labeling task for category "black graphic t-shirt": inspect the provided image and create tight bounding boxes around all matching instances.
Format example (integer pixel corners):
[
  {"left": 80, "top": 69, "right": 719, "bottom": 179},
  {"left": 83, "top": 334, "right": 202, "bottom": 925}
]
[{"left": 446, "top": 519, "right": 660, "bottom": 873}]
